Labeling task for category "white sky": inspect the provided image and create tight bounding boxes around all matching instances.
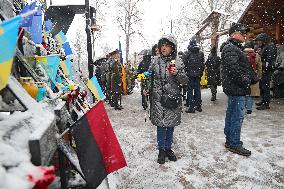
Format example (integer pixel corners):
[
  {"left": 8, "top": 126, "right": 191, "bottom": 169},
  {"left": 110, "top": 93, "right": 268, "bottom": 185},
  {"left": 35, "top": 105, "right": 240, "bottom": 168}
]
[{"left": 51, "top": 0, "right": 185, "bottom": 58}]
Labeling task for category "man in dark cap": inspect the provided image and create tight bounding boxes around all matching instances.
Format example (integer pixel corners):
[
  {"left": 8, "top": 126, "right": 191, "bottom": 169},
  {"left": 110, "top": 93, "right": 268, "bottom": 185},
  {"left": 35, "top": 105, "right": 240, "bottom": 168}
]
[
  {"left": 254, "top": 33, "right": 277, "bottom": 110},
  {"left": 109, "top": 49, "right": 123, "bottom": 110},
  {"left": 220, "top": 23, "right": 256, "bottom": 156}
]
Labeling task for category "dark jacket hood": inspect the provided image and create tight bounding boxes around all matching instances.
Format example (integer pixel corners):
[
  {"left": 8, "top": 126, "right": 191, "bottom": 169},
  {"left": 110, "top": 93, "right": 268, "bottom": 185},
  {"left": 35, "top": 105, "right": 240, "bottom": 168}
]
[{"left": 188, "top": 46, "right": 200, "bottom": 53}]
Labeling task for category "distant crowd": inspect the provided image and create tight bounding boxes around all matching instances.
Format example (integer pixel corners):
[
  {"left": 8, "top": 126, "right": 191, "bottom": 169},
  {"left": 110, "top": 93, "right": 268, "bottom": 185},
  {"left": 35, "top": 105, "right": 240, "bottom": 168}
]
[{"left": 94, "top": 23, "right": 284, "bottom": 161}]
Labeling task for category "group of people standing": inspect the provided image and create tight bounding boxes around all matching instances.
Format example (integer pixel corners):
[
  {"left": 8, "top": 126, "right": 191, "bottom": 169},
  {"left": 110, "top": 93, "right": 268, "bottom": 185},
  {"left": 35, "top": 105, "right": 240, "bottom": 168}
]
[
  {"left": 94, "top": 22, "right": 279, "bottom": 163},
  {"left": 96, "top": 50, "right": 135, "bottom": 110},
  {"left": 137, "top": 22, "right": 279, "bottom": 164}
]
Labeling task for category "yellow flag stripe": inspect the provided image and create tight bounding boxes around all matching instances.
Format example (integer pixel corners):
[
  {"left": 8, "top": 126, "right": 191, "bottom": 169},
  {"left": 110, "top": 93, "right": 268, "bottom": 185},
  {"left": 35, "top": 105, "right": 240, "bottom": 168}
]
[
  {"left": 55, "top": 35, "right": 64, "bottom": 45},
  {"left": 86, "top": 79, "right": 101, "bottom": 101},
  {"left": 0, "top": 58, "right": 13, "bottom": 90},
  {"left": 121, "top": 65, "right": 127, "bottom": 95},
  {"left": 60, "top": 61, "right": 69, "bottom": 77},
  {"left": 35, "top": 56, "right": 47, "bottom": 65}
]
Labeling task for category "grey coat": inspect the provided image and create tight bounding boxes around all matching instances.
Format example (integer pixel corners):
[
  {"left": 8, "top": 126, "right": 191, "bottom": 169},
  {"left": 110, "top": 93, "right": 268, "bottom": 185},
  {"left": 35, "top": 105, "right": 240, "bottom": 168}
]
[
  {"left": 149, "top": 56, "right": 188, "bottom": 128},
  {"left": 276, "top": 45, "right": 284, "bottom": 69}
]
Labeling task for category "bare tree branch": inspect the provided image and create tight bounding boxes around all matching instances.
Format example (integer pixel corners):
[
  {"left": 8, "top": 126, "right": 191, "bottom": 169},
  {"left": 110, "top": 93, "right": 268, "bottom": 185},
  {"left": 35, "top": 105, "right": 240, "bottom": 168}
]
[
  {"left": 195, "top": 0, "right": 209, "bottom": 15},
  {"left": 115, "top": 0, "right": 143, "bottom": 62}
]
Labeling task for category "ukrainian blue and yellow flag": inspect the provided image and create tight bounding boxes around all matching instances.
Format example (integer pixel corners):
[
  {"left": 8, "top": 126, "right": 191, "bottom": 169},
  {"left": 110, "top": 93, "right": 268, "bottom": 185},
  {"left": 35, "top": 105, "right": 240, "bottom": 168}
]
[
  {"left": 119, "top": 41, "right": 127, "bottom": 95},
  {"left": 35, "top": 55, "right": 60, "bottom": 84},
  {"left": 60, "top": 57, "right": 73, "bottom": 80},
  {"left": 27, "top": 5, "right": 42, "bottom": 43},
  {"left": 35, "top": 55, "right": 48, "bottom": 73},
  {"left": 55, "top": 31, "right": 67, "bottom": 46},
  {"left": 47, "top": 55, "right": 60, "bottom": 84},
  {"left": 86, "top": 76, "right": 105, "bottom": 101},
  {"left": 62, "top": 42, "right": 72, "bottom": 55},
  {"left": 0, "top": 16, "right": 22, "bottom": 91}
]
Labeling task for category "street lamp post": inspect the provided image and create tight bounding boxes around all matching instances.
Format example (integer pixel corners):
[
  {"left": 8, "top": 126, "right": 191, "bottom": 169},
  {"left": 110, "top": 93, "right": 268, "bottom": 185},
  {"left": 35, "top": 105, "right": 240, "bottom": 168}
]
[{"left": 85, "top": 0, "right": 93, "bottom": 79}]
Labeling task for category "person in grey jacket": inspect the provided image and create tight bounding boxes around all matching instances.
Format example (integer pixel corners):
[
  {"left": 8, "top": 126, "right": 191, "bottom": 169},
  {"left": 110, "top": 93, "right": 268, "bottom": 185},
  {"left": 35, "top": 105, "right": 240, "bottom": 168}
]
[
  {"left": 275, "top": 45, "right": 284, "bottom": 70},
  {"left": 147, "top": 34, "right": 188, "bottom": 164},
  {"left": 271, "top": 45, "right": 284, "bottom": 96}
]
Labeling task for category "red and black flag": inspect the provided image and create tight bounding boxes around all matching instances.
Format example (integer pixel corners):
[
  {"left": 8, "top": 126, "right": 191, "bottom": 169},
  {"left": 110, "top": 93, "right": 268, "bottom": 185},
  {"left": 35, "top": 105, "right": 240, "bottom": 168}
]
[{"left": 72, "top": 101, "right": 127, "bottom": 188}]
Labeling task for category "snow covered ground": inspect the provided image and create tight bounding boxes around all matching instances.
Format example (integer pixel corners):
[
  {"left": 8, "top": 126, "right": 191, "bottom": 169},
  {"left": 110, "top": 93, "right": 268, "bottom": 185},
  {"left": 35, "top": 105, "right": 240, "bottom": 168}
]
[{"left": 106, "top": 85, "right": 284, "bottom": 189}]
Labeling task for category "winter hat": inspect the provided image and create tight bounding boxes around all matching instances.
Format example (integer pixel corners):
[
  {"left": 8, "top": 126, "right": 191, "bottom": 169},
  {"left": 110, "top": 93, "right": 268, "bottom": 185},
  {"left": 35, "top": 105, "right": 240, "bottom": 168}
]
[
  {"left": 178, "top": 51, "right": 184, "bottom": 56},
  {"left": 188, "top": 36, "right": 197, "bottom": 48},
  {"left": 254, "top": 33, "right": 271, "bottom": 44},
  {"left": 243, "top": 41, "right": 254, "bottom": 49},
  {"left": 229, "top": 23, "right": 249, "bottom": 36},
  {"left": 158, "top": 38, "right": 175, "bottom": 49}
]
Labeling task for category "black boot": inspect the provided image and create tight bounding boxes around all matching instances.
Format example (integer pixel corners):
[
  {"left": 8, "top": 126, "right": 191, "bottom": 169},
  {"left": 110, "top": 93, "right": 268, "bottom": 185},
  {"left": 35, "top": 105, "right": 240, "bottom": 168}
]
[
  {"left": 166, "top": 149, "right": 177, "bottom": 161},
  {"left": 109, "top": 100, "right": 115, "bottom": 107},
  {"left": 255, "top": 101, "right": 263, "bottom": 106},
  {"left": 114, "top": 105, "right": 123, "bottom": 110},
  {"left": 256, "top": 104, "right": 270, "bottom": 110},
  {"left": 211, "top": 94, "right": 216, "bottom": 101},
  {"left": 157, "top": 149, "right": 166, "bottom": 164},
  {"left": 142, "top": 101, "right": 148, "bottom": 110},
  {"left": 185, "top": 107, "right": 195, "bottom": 113},
  {"left": 195, "top": 106, "right": 202, "bottom": 112},
  {"left": 228, "top": 146, "right": 251, "bottom": 156},
  {"left": 225, "top": 141, "right": 243, "bottom": 148}
]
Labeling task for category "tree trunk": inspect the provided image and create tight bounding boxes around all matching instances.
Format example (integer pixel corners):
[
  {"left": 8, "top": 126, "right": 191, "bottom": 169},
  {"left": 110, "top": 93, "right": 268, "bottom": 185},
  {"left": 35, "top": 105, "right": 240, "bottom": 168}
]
[{"left": 126, "top": 34, "right": 130, "bottom": 63}]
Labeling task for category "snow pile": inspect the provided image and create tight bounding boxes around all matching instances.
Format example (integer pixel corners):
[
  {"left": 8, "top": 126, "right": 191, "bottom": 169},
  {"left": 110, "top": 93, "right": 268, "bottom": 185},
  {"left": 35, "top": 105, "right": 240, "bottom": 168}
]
[
  {"left": 0, "top": 101, "right": 55, "bottom": 189},
  {"left": 106, "top": 86, "right": 284, "bottom": 188}
]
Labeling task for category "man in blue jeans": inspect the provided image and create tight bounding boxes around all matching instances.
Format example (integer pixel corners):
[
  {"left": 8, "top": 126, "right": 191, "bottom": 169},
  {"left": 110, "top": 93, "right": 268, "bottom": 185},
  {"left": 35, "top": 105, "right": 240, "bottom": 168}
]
[
  {"left": 220, "top": 23, "right": 255, "bottom": 156},
  {"left": 182, "top": 37, "right": 205, "bottom": 113}
]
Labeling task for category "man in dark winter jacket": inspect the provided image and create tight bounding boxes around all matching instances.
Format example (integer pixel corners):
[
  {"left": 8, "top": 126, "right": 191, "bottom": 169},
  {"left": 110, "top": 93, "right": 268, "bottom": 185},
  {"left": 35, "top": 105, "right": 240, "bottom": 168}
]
[
  {"left": 220, "top": 23, "right": 255, "bottom": 156},
  {"left": 137, "top": 52, "right": 152, "bottom": 109},
  {"left": 254, "top": 33, "right": 277, "bottom": 110},
  {"left": 205, "top": 46, "right": 221, "bottom": 101},
  {"left": 109, "top": 50, "right": 123, "bottom": 110},
  {"left": 182, "top": 37, "right": 205, "bottom": 113}
]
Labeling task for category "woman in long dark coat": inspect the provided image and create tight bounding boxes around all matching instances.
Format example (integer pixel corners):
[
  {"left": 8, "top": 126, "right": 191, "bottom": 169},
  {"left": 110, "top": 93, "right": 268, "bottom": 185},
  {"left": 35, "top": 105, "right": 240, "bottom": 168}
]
[{"left": 205, "top": 46, "right": 221, "bottom": 101}]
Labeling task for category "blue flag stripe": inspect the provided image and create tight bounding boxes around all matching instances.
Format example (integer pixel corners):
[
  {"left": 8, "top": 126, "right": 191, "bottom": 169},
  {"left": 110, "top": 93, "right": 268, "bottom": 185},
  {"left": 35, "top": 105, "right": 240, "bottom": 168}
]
[
  {"left": 90, "top": 76, "right": 105, "bottom": 99},
  {"left": 47, "top": 55, "right": 60, "bottom": 84},
  {"left": 63, "top": 42, "right": 72, "bottom": 55},
  {"left": 0, "top": 16, "right": 22, "bottom": 63},
  {"left": 27, "top": 5, "right": 42, "bottom": 43},
  {"left": 119, "top": 41, "right": 123, "bottom": 64},
  {"left": 45, "top": 19, "right": 52, "bottom": 31},
  {"left": 19, "top": 2, "right": 36, "bottom": 27}
]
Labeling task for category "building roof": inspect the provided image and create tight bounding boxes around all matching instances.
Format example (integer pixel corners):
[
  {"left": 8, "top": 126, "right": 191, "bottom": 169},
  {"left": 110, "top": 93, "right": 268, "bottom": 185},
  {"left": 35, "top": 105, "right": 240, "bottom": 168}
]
[{"left": 238, "top": 0, "right": 284, "bottom": 43}]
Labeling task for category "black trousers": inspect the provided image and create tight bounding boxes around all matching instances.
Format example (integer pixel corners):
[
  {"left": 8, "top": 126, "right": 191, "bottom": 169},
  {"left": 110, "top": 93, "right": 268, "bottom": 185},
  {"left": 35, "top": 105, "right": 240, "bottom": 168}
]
[
  {"left": 210, "top": 85, "right": 217, "bottom": 96},
  {"left": 260, "top": 71, "right": 272, "bottom": 105}
]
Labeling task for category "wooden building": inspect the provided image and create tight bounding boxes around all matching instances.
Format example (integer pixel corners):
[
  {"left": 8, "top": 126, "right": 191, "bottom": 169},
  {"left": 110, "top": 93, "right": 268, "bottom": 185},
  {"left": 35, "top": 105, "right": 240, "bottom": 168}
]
[{"left": 238, "top": 0, "right": 284, "bottom": 44}]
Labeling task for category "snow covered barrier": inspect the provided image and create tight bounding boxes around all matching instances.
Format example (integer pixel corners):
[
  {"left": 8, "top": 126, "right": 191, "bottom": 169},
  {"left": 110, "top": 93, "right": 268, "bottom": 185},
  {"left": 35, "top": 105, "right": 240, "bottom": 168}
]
[
  {"left": 28, "top": 118, "right": 57, "bottom": 166},
  {"left": 0, "top": 76, "right": 57, "bottom": 189}
]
